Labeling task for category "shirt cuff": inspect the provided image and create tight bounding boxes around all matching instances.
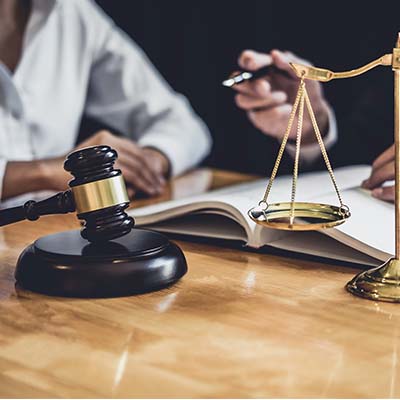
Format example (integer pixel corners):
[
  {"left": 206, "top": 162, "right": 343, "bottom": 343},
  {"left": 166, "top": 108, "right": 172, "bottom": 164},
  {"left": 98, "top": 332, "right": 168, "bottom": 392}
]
[
  {"left": 0, "top": 158, "right": 7, "bottom": 204},
  {"left": 138, "top": 131, "right": 209, "bottom": 177},
  {"left": 285, "top": 106, "right": 338, "bottom": 164}
]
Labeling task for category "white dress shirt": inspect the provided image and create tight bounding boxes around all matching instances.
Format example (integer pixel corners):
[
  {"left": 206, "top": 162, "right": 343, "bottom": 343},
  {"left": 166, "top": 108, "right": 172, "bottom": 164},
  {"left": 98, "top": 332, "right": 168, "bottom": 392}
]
[{"left": 0, "top": 0, "right": 212, "bottom": 202}]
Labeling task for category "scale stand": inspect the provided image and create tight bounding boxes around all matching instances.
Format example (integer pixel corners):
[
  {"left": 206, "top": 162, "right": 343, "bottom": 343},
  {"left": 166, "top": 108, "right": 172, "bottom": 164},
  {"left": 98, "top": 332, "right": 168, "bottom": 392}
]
[{"left": 249, "top": 34, "right": 400, "bottom": 302}]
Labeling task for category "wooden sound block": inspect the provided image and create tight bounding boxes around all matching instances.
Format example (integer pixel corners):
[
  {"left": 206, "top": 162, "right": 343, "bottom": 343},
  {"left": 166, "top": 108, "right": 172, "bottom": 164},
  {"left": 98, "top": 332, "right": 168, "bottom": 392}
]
[{"left": 15, "top": 229, "right": 187, "bottom": 298}]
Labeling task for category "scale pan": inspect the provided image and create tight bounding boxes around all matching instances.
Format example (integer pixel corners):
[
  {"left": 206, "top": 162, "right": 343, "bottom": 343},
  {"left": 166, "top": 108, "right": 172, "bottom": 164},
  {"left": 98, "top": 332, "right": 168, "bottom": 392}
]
[{"left": 248, "top": 202, "right": 350, "bottom": 231}]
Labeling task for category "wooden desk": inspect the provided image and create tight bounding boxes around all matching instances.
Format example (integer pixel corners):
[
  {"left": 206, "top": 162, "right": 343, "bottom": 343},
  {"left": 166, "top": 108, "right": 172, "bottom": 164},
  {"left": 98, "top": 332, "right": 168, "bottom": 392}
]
[{"left": 0, "top": 169, "right": 399, "bottom": 398}]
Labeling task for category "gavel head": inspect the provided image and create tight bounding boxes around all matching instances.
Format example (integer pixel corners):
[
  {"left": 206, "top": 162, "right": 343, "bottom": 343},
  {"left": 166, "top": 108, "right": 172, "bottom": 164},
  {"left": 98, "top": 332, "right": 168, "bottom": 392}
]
[{"left": 64, "top": 145, "right": 134, "bottom": 243}]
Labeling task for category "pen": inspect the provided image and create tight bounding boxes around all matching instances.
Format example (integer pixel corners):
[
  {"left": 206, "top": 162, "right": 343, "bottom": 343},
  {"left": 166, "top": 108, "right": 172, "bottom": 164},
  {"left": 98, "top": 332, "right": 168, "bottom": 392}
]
[{"left": 222, "top": 65, "right": 293, "bottom": 88}]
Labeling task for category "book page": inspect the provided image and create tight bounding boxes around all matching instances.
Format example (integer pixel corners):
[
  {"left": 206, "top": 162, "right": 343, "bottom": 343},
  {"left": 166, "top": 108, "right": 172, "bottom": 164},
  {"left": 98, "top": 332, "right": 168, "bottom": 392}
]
[
  {"left": 131, "top": 179, "right": 275, "bottom": 244},
  {"left": 256, "top": 165, "right": 393, "bottom": 263},
  {"left": 252, "top": 165, "right": 371, "bottom": 244},
  {"left": 132, "top": 165, "right": 370, "bottom": 218},
  {"left": 266, "top": 230, "right": 381, "bottom": 266},
  {"left": 318, "top": 187, "right": 394, "bottom": 261},
  {"left": 145, "top": 212, "right": 248, "bottom": 242},
  {"left": 131, "top": 165, "right": 372, "bottom": 248}
]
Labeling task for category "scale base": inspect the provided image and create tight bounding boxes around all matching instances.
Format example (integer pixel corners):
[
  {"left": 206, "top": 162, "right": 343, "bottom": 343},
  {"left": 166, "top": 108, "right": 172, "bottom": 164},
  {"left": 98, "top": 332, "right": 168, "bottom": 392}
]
[
  {"left": 15, "top": 229, "right": 187, "bottom": 298},
  {"left": 346, "top": 258, "right": 400, "bottom": 302}
]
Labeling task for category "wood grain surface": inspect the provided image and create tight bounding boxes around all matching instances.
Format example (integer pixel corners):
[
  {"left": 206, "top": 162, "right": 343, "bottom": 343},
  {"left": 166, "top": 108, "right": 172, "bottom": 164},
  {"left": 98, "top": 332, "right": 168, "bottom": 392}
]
[{"left": 0, "top": 169, "right": 399, "bottom": 398}]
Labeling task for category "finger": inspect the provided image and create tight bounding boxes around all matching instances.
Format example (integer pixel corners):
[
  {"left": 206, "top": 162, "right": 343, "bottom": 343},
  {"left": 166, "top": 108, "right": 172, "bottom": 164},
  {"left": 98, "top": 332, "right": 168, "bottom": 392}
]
[
  {"left": 271, "top": 49, "right": 306, "bottom": 79},
  {"left": 247, "top": 104, "right": 293, "bottom": 138},
  {"left": 119, "top": 160, "right": 163, "bottom": 195},
  {"left": 116, "top": 153, "right": 156, "bottom": 188},
  {"left": 363, "top": 160, "right": 395, "bottom": 189},
  {"left": 130, "top": 155, "right": 164, "bottom": 188},
  {"left": 284, "top": 50, "right": 310, "bottom": 64},
  {"left": 121, "top": 167, "right": 160, "bottom": 196},
  {"left": 127, "top": 186, "right": 136, "bottom": 200},
  {"left": 79, "top": 130, "right": 119, "bottom": 149},
  {"left": 372, "top": 144, "right": 395, "bottom": 170},
  {"left": 231, "top": 78, "right": 271, "bottom": 96},
  {"left": 78, "top": 132, "right": 158, "bottom": 191},
  {"left": 141, "top": 155, "right": 167, "bottom": 186},
  {"left": 235, "top": 91, "right": 287, "bottom": 111},
  {"left": 116, "top": 153, "right": 161, "bottom": 192},
  {"left": 372, "top": 185, "right": 395, "bottom": 202},
  {"left": 238, "top": 50, "right": 272, "bottom": 71},
  {"left": 117, "top": 143, "right": 164, "bottom": 187}
]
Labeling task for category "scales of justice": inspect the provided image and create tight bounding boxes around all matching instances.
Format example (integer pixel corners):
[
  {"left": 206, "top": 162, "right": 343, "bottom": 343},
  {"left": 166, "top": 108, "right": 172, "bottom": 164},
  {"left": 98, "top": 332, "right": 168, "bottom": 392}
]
[{"left": 249, "top": 34, "right": 400, "bottom": 302}]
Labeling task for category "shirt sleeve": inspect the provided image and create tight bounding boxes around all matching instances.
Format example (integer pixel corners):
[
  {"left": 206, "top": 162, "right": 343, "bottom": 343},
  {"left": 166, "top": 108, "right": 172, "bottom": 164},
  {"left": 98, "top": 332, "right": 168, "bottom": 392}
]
[
  {"left": 285, "top": 106, "right": 338, "bottom": 164},
  {"left": 82, "top": 1, "right": 212, "bottom": 177}
]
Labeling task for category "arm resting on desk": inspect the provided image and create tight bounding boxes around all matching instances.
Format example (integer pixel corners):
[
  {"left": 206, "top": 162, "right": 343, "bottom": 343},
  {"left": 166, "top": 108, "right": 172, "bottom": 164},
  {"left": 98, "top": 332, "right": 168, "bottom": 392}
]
[{"left": 1, "top": 158, "right": 70, "bottom": 201}]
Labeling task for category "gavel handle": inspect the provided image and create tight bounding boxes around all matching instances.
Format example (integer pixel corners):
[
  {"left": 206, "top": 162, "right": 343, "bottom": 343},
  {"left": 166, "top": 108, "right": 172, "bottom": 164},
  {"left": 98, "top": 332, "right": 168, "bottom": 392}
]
[{"left": 0, "top": 191, "right": 76, "bottom": 227}]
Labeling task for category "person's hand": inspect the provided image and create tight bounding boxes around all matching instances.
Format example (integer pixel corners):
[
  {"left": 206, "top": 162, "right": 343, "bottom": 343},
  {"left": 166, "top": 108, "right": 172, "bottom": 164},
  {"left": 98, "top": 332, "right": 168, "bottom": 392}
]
[
  {"left": 233, "top": 49, "right": 331, "bottom": 144},
  {"left": 362, "top": 144, "right": 395, "bottom": 202},
  {"left": 2, "top": 131, "right": 169, "bottom": 200},
  {"left": 44, "top": 130, "right": 169, "bottom": 198},
  {"left": 77, "top": 130, "right": 169, "bottom": 197}
]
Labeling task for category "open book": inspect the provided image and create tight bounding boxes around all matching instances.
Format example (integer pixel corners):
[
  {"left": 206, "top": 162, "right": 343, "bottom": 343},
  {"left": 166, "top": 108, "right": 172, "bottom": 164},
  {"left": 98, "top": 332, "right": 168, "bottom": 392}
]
[{"left": 130, "top": 166, "right": 395, "bottom": 267}]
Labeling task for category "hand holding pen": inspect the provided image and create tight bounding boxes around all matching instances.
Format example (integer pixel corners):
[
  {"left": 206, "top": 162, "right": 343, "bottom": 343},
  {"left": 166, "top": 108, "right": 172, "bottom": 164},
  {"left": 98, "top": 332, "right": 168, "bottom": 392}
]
[{"left": 224, "top": 49, "right": 331, "bottom": 144}]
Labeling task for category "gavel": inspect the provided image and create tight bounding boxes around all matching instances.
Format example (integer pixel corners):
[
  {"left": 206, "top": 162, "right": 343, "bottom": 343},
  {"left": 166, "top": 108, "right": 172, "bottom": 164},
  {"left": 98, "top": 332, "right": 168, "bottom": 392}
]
[
  {"left": 0, "top": 145, "right": 134, "bottom": 243},
  {"left": 2, "top": 145, "right": 187, "bottom": 298}
]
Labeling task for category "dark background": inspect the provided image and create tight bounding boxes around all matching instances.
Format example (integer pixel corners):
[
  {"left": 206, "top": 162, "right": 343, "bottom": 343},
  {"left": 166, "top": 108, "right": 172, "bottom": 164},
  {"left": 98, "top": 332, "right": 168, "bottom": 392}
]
[{"left": 84, "top": 1, "right": 400, "bottom": 175}]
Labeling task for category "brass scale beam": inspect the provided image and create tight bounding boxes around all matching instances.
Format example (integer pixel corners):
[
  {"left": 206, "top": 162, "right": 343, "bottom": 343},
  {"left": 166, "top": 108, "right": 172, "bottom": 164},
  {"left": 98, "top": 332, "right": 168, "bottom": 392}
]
[{"left": 291, "top": 35, "right": 400, "bottom": 302}]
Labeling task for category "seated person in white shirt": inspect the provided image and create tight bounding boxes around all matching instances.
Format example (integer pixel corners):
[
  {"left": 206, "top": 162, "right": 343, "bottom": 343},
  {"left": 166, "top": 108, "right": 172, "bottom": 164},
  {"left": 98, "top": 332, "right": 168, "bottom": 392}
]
[
  {"left": 233, "top": 49, "right": 395, "bottom": 202},
  {"left": 0, "top": 0, "right": 211, "bottom": 202}
]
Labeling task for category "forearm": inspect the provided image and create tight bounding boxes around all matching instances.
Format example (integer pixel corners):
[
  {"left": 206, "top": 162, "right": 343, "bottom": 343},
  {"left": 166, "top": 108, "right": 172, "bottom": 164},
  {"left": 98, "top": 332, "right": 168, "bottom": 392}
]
[{"left": 2, "top": 158, "right": 69, "bottom": 201}]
